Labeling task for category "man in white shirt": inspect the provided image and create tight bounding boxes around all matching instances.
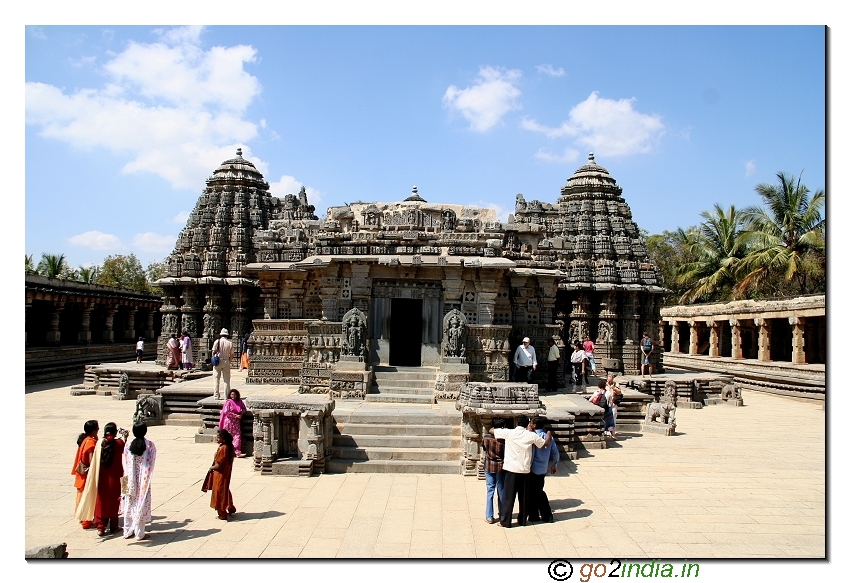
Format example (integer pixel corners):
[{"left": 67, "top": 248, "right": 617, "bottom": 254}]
[
  {"left": 513, "top": 337, "right": 537, "bottom": 384},
  {"left": 489, "top": 414, "right": 552, "bottom": 527},
  {"left": 212, "top": 328, "right": 234, "bottom": 400},
  {"left": 546, "top": 338, "right": 560, "bottom": 392}
]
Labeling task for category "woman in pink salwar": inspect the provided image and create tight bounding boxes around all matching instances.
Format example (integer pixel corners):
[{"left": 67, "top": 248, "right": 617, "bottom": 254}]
[
  {"left": 219, "top": 389, "right": 248, "bottom": 458},
  {"left": 165, "top": 334, "right": 181, "bottom": 370}
]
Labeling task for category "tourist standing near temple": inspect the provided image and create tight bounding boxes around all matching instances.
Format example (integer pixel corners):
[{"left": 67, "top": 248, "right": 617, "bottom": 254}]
[
  {"left": 546, "top": 338, "right": 560, "bottom": 392},
  {"left": 219, "top": 389, "right": 248, "bottom": 458},
  {"left": 239, "top": 333, "right": 251, "bottom": 370},
  {"left": 212, "top": 328, "right": 234, "bottom": 400},
  {"left": 513, "top": 337, "right": 537, "bottom": 384},
  {"left": 166, "top": 334, "right": 181, "bottom": 370},
  {"left": 206, "top": 429, "right": 237, "bottom": 520},
  {"left": 525, "top": 416, "right": 559, "bottom": 524},
  {"left": 482, "top": 417, "right": 507, "bottom": 524},
  {"left": 490, "top": 414, "right": 551, "bottom": 528},
  {"left": 135, "top": 337, "right": 145, "bottom": 364},
  {"left": 641, "top": 331, "right": 654, "bottom": 377},
  {"left": 604, "top": 375, "right": 622, "bottom": 439},
  {"left": 570, "top": 342, "right": 588, "bottom": 392},
  {"left": 180, "top": 331, "right": 193, "bottom": 370},
  {"left": 122, "top": 423, "right": 156, "bottom": 541},
  {"left": 583, "top": 335, "right": 596, "bottom": 375},
  {"left": 76, "top": 422, "right": 127, "bottom": 536},
  {"left": 72, "top": 420, "right": 99, "bottom": 530}
]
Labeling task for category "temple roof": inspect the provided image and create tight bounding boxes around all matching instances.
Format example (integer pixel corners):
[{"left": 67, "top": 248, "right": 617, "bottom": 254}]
[
  {"left": 209, "top": 148, "right": 267, "bottom": 183},
  {"left": 561, "top": 151, "right": 621, "bottom": 193}
]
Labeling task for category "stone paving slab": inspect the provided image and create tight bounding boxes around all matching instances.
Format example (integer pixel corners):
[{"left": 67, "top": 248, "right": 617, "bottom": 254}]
[{"left": 22, "top": 370, "right": 828, "bottom": 569}]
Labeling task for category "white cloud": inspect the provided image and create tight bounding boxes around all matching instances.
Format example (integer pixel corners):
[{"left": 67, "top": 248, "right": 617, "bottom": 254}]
[
  {"left": 69, "top": 55, "right": 97, "bottom": 68},
  {"left": 536, "top": 64, "right": 565, "bottom": 77},
  {"left": 443, "top": 66, "right": 522, "bottom": 132},
  {"left": 534, "top": 148, "right": 581, "bottom": 164},
  {"left": 745, "top": 160, "right": 757, "bottom": 177},
  {"left": 522, "top": 91, "right": 665, "bottom": 158},
  {"left": 172, "top": 211, "right": 190, "bottom": 224},
  {"left": 25, "top": 26, "right": 263, "bottom": 190},
  {"left": 268, "top": 175, "right": 323, "bottom": 206},
  {"left": 132, "top": 232, "right": 176, "bottom": 254},
  {"left": 68, "top": 230, "right": 125, "bottom": 252},
  {"left": 28, "top": 26, "right": 47, "bottom": 40}
]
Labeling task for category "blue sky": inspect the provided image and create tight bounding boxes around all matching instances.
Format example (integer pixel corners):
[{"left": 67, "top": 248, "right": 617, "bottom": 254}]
[{"left": 24, "top": 24, "right": 826, "bottom": 269}]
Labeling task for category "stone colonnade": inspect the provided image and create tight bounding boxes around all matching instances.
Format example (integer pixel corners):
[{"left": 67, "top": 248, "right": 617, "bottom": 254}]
[
  {"left": 660, "top": 295, "right": 825, "bottom": 365},
  {"left": 25, "top": 275, "right": 161, "bottom": 347}
]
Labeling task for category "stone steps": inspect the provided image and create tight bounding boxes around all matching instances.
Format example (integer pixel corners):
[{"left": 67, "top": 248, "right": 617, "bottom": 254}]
[
  {"left": 330, "top": 446, "right": 462, "bottom": 462},
  {"left": 366, "top": 365, "right": 437, "bottom": 404},
  {"left": 335, "top": 422, "right": 458, "bottom": 436},
  {"left": 333, "top": 434, "right": 461, "bottom": 448},
  {"left": 326, "top": 459, "right": 460, "bottom": 474},
  {"left": 330, "top": 402, "right": 462, "bottom": 474}
]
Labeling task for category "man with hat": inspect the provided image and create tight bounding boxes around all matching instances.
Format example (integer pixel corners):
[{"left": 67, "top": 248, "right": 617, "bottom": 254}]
[
  {"left": 212, "top": 328, "right": 234, "bottom": 400},
  {"left": 513, "top": 337, "right": 537, "bottom": 384}
]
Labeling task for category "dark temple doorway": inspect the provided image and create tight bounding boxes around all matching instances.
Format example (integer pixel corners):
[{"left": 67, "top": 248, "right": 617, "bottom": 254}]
[{"left": 390, "top": 298, "right": 422, "bottom": 366}]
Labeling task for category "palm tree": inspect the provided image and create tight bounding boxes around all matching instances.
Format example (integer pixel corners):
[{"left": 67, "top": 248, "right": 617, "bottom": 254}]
[
  {"left": 36, "top": 253, "right": 69, "bottom": 279},
  {"left": 677, "top": 205, "right": 747, "bottom": 303},
  {"left": 78, "top": 266, "right": 100, "bottom": 284},
  {"left": 737, "top": 171, "right": 825, "bottom": 296},
  {"left": 25, "top": 254, "right": 36, "bottom": 275}
]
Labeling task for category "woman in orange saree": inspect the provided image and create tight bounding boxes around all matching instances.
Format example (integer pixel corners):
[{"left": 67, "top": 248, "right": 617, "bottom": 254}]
[{"left": 209, "top": 429, "right": 236, "bottom": 520}]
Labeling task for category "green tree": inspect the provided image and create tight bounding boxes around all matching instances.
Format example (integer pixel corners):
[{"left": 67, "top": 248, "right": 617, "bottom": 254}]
[
  {"left": 77, "top": 266, "right": 101, "bottom": 284},
  {"left": 25, "top": 254, "right": 36, "bottom": 275},
  {"left": 36, "top": 253, "right": 69, "bottom": 278},
  {"left": 737, "top": 171, "right": 825, "bottom": 296},
  {"left": 676, "top": 204, "right": 747, "bottom": 304},
  {"left": 145, "top": 258, "right": 169, "bottom": 295},
  {"left": 95, "top": 254, "right": 150, "bottom": 291},
  {"left": 646, "top": 227, "right": 698, "bottom": 305}
]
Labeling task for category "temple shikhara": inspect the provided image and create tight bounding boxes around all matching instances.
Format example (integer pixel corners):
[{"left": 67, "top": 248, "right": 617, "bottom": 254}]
[{"left": 156, "top": 149, "right": 667, "bottom": 399}]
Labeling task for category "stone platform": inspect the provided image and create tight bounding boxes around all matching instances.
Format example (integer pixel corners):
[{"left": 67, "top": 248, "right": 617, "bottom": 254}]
[{"left": 24, "top": 378, "right": 826, "bottom": 559}]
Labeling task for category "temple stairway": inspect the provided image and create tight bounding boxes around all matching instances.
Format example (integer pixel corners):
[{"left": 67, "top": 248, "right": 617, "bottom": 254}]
[
  {"left": 365, "top": 365, "right": 437, "bottom": 404},
  {"left": 327, "top": 402, "right": 462, "bottom": 474}
]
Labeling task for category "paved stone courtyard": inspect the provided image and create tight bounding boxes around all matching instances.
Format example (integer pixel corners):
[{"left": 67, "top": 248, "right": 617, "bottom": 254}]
[{"left": 24, "top": 369, "right": 826, "bottom": 564}]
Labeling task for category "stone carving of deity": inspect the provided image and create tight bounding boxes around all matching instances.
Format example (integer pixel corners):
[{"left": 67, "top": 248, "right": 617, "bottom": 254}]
[
  {"left": 441, "top": 209, "right": 456, "bottom": 231},
  {"left": 597, "top": 321, "right": 611, "bottom": 344},
  {"left": 442, "top": 309, "right": 468, "bottom": 359},
  {"left": 341, "top": 308, "right": 367, "bottom": 358}
]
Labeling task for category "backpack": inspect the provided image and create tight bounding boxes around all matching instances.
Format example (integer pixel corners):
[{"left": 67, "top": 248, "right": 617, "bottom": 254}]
[
  {"left": 613, "top": 392, "right": 624, "bottom": 405},
  {"left": 590, "top": 389, "right": 605, "bottom": 406}
]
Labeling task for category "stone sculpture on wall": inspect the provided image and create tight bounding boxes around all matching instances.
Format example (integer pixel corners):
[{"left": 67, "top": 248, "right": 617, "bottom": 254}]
[
  {"left": 443, "top": 309, "right": 468, "bottom": 359},
  {"left": 341, "top": 308, "right": 367, "bottom": 358}
]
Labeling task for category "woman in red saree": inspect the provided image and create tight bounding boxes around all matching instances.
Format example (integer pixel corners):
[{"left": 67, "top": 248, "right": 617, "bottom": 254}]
[
  {"left": 75, "top": 422, "right": 126, "bottom": 535},
  {"left": 71, "top": 420, "right": 99, "bottom": 529},
  {"left": 209, "top": 429, "right": 236, "bottom": 520}
]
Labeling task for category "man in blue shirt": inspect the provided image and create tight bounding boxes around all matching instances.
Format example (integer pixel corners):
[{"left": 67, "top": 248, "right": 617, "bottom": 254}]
[{"left": 525, "top": 416, "right": 560, "bottom": 523}]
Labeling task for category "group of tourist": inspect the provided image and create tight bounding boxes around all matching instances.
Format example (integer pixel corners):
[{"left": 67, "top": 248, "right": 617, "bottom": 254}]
[
  {"left": 71, "top": 385, "right": 251, "bottom": 534},
  {"left": 512, "top": 334, "right": 599, "bottom": 393},
  {"left": 165, "top": 331, "right": 194, "bottom": 370},
  {"left": 483, "top": 414, "right": 559, "bottom": 527},
  {"left": 72, "top": 421, "right": 156, "bottom": 540}
]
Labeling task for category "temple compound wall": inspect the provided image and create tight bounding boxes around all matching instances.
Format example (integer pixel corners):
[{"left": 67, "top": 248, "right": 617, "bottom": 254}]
[
  {"left": 660, "top": 295, "right": 825, "bottom": 399},
  {"left": 156, "top": 150, "right": 668, "bottom": 394},
  {"left": 26, "top": 275, "right": 162, "bottom": 383}
]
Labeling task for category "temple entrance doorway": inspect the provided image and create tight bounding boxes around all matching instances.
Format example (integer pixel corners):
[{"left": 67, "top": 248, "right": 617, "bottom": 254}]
[{"left": 390, "top": 298, "right": 422, "bottom": 367}]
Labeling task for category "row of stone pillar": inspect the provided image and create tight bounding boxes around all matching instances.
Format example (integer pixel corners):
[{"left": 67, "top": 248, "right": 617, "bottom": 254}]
[
  {"left": 666, "top": 316, "right": 808, "bottom": 364},
  {"left": 28, "top": 302, "right": 156, "bottom": 346}
]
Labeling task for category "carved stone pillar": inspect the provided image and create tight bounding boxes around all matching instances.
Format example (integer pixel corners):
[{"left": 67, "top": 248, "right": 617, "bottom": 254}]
[
  {"left": 46, "top": 303, "right": 63, "bottom": 345},
  {"left": 670, "top": 321, "right": 680, "bottom": 353},
  {"left": 25, "top": 299, "right": 31, "bottom": 346},
  {"left": 145, "top": 309, "right": 155, "bottom": 341},
  {"left": 729, "top": 319, "right": 743, "bottom": 359},
  {"left": 442, "top": 267, "right": 464, "bottom": 305},
  {"left": 259, "top": 277, "right": 279, "bottom": 319},
  {"left": 124, "top": 307, "right": 138, "bottom": 340},
  {"left": 755, "top": 318, "right": 771, "bottom": 362},
  {"left": 476, "top": 291, "right": 497, "bottom": 326},
  {"left": 708, "top": 320, "right": 720, "bottom": 357},
  {"left": 79, "top": 303, "right": 93, "bottom": 345},
  {"left": 688, "top": 321, "right": 700, "bottom": 355},
  {"left": 790, "top": 316, "right": 806, "bottom": 364},
  {"left": 103, "top": 305, "right": 117, "bottom": 343}
]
